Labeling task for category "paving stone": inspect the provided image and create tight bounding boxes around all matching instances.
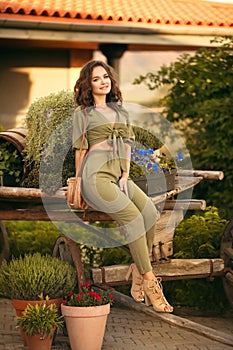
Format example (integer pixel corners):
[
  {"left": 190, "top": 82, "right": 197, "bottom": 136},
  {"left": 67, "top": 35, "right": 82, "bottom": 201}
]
[{"left": 0, "top": 298, "right": 233, "bottom": 350}]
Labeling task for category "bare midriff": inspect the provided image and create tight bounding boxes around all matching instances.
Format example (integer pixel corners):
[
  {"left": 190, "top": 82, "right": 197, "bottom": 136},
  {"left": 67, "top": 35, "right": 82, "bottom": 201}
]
[{"left": 89, "top": 139, "right": 116, "bottom": 152}]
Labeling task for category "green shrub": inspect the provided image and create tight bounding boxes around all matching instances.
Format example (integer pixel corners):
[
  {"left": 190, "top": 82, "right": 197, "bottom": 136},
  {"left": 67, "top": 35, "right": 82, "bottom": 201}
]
[
  {"left": 0, "top": 140, "right": 23, "bottom": 185},
  {"left": 98, "top": 247, "right": 131, "bottom": 267},
  {"left": 173, "top": 206, "right": 227, "bottom": 259},
  {"left": 4, "top": 221, "right": 62, "bottom": 258},
  {"left": 0, "top": 252, "right": 77, "bottom": 300},
  {"left": 165, "top": 206, "right": 229, "bottom": 313},
  {"left": 21, "top": 90, "right": 75, "bottom": 192}
]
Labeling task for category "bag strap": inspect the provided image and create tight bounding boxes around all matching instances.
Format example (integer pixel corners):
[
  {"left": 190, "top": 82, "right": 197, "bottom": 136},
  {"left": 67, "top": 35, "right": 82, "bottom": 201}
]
[
  {"left": 80, "top": 110, "right": 88, "bottom": 152},
  {"left": 75, "top": 111, "right": 88, "bottom": 178}
]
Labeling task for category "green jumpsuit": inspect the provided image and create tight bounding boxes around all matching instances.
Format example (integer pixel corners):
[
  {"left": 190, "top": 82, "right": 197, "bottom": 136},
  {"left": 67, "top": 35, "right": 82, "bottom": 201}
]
[{"left": 73, "top": 106, "right": 158, "bottom": 274}]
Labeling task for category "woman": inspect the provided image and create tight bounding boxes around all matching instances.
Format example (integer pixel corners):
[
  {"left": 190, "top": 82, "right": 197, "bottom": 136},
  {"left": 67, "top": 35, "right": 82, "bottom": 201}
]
[{"left": 72, "top": 60, "right": 173, "bottom": 313}]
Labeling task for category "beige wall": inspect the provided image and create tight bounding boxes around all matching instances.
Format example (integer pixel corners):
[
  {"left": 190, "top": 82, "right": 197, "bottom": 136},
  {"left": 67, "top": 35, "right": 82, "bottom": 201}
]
[
  {"left": 0, "top": 48, "right": 93, "bottom": 130},
  {"left": 0, "top": 47, "right": 194, "bottom": 130}
]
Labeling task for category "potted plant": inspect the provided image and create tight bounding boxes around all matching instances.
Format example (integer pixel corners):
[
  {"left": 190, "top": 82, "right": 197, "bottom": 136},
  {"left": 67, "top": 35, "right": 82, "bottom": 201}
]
[
  {"left": 130, "top": 147, "right": 183, "bottom": 195},
  {"left": 0, "top": 252, "right": 77, "bottom": 344},
  {"left": 61, "top": 282, "right": 114, "bottom": 350},
  {"left": 17, "top": 297, "right": 64, "bottom": 350}
]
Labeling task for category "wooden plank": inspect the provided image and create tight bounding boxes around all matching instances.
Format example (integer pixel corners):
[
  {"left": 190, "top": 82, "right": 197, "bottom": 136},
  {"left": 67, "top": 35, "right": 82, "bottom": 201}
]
[
  {"left": 0, "top": 176, "right": 202, "bottom": 203},
  {"left": 177, "top": 170, "right": 224, "bottom": 180},
  {"left": 0, "top": 208, "right": 112, "bottom": 221},
  {"left": 92, "top": 259, "right": 225, "bottom": 285},
  {"left": 163, "top": 199, "right": 206, "bottom": 211},
  {"left": 0, "top": 186, "right": 43, "bottom": 200},
  {"left": 150, "top": 176, "right": 203, "bottom": 205},
  {"left": 0, "top": 175, "right": 205, "bottom": 222},
  {"left": 152, "top": 210, "right": 184, "bottom": 261},
  {"left": 0, "top": 198, "right": 206, "bottom": 221},
  {"left": 0, "top": 169, "right": 222, "bottom": 204},
  {"left": 0, "top": 199, "right": 205, "bottom": 221}
]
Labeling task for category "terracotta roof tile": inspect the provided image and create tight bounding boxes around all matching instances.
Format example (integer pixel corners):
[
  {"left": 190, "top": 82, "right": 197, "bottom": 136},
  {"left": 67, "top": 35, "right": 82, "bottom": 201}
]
[{"left": 0, "top": 0, "right": 232, "bottom": 28}]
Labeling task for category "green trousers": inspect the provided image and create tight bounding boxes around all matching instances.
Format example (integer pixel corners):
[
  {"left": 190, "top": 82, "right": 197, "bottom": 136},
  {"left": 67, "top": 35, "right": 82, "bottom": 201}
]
[{"left": 82, "top": 150, "right": 158, "bottom": 274}]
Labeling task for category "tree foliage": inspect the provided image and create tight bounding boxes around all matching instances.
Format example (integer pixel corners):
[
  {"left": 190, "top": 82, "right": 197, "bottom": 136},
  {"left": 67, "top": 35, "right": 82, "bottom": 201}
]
[{"left": 134, "top": 37, "right": 233, "bottom": 218}]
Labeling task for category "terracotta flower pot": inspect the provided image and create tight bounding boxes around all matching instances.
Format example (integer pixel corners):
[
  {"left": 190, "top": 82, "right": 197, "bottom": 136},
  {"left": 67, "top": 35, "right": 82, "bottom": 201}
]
[
  {"left": 12, "top": 298, "right": 62, "bottom": 346},
  {"left": 25, "top": 332, "right": 54, "bottom": 350},
  {"left": 61, "top": 303, "right": 110, "bottom": 350}
]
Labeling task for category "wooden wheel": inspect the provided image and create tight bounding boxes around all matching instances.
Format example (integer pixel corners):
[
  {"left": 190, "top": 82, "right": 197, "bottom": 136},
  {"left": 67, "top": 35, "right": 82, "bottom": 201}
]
[
  {"left": 53, "top": 236, "right": 86, "bottom": 288},
  {"left": 220, "top": 220, "right": 233, "bottom": 307},
  {"left": 0, "top": 221, "right": 9, "bottom": 265}
]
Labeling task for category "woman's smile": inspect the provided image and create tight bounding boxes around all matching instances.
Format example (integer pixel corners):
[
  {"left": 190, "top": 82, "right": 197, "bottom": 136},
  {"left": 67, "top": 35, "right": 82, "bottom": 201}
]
[{"left": 91, "top": 66, "right": 111, "bottom": 97}]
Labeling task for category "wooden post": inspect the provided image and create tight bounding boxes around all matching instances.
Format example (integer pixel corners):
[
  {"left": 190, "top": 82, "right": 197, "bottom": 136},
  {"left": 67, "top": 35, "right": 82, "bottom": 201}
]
[{"left": 0, "top": 221, "right": 9, "bottom": 265}]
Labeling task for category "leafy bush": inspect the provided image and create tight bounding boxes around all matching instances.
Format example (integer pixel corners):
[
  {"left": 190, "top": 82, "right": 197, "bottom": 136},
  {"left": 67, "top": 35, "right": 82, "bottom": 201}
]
[
  {"left": 4, "top": 221, "right": 62, "bottom": 258},
  {"left": 0, "top": 140, "right": 23, "bottom": 185},
  {"left": 173, "top": 206, "right": 227, "bottom": 259},
  {"left": 0, "top": 252, "right": 77, "bottom": 300},
  {"left": 98, "top": 247, "right": 131, "bottom": 267},
  {"left": 165, "top": 206, "right": 229, "bottom": 313},
  {"left": 22, "top": 90, "right": 75, "bottom": 192}
]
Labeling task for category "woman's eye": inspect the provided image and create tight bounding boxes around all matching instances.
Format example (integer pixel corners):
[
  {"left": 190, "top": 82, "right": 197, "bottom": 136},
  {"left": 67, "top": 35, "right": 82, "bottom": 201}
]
[{"left": 92, "top": 75, "right": 109, "bottom": 82}]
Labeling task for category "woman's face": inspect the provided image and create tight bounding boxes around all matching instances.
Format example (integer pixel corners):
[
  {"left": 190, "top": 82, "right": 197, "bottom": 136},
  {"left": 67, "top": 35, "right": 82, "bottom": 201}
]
[{"left": 91, "top": 66, "right": 111, "bottom": 98}]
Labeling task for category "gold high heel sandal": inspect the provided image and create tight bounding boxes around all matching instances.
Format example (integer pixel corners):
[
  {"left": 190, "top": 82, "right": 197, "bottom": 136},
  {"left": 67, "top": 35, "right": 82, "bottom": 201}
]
[
  {"left": 143, "top": 278, "right": 173, "bottom": 313},
  {"left": 125, "top": 263, "right": 144, "bottom": 302}
]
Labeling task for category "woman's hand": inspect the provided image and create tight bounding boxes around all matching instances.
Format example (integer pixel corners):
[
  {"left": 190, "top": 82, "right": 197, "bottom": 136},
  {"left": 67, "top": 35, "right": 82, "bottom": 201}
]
[{"left": 118, "top": 176, "right": 129, "bottom": 196}]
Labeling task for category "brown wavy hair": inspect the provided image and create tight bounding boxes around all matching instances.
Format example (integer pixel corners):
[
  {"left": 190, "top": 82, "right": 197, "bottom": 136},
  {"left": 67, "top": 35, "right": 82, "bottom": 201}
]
[{"left": 74, "top": 60, "right": 123, "bottom": 109}]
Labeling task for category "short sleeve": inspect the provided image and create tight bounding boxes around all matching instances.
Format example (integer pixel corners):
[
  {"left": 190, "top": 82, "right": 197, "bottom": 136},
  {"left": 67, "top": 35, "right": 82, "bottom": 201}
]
[{"left": 72, "top": 107, "right": 89, "bottom": 150}]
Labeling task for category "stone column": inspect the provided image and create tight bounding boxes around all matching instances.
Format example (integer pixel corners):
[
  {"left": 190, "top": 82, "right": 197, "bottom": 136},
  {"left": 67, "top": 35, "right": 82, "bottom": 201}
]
[{"left": 99, "top": 44, "right": 128, "bottom": 77}]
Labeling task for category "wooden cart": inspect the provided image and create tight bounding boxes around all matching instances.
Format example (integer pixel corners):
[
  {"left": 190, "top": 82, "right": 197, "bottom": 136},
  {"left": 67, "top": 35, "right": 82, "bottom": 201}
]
[{"left": 0, "top": 169, "right": 232, "bottom": 307}]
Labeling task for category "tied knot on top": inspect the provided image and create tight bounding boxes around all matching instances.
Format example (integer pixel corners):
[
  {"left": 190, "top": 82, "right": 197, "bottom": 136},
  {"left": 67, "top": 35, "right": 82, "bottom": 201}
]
[{"left": 107, "top": 128, "right": 127, "bottom": 172}]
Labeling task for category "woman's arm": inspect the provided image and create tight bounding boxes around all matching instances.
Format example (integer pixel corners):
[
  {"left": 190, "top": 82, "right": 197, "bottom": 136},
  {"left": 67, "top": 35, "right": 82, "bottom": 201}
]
[
  {"left": 122, "top": 143, "right": 131, "bottom": 180},
  {"left": 119, "top": 143, "right": 131, "bottom": 196}
]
